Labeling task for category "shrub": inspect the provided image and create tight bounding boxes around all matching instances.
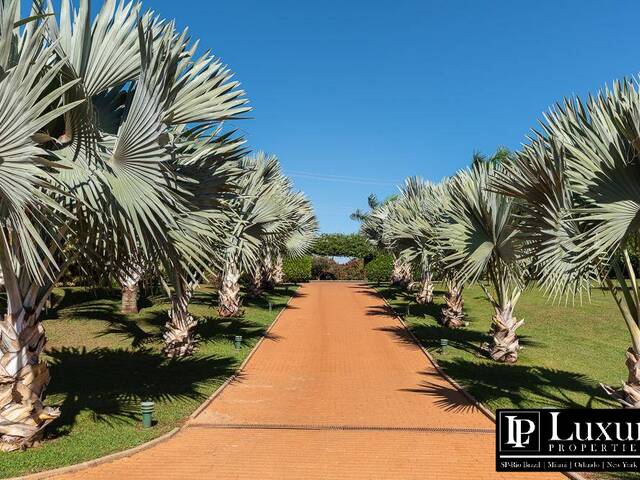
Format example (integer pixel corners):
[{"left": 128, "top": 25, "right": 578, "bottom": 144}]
[
  {"left": 312, "top": 255, "right": 337, "bottom": 280},
  {"left": 365, "top": 254, "right": 393, "bottom": 284},
  {"left": 312, "top": 256, "right": 366, "bottom": 280},
  {"left": 283, "top": 256, "right": 312, "bottom": 283},
  {"left": 338, "top": 258, "right": 365, "bottom": 280},
  {"left": 312, "top": 233, "right": 375, "bottom": 260}
]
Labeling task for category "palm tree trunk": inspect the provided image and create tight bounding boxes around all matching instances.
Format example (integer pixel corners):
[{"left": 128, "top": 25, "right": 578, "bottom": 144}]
[
  {"left": 487, "top": 301, "right": 523, "bottom": 363},
  {"left": 415, "top": 272, "right": 434, "bottom": 305},
  {"left": 391, "top": 257, "right": 411, "bottom": 288},
  {"left": 602, "top": 268, "right": 640, "bottom": 407},
  {"left": 272, "top": 252, "right": 284, "bottom": 285},
  {"left": 119, "top": 265, "right": 144, "bottom": 314},
  {"left": 0, "top": 314, "right": 57, "bottom": 451},
  {"left": 602, "top": 348, "right": 640, "bottom": 408},
  {"left": 218, "top": 261, "right": 242, "bottom": 317},
  {"left": 0, "top": 310, "right": 59, "bottom": 451},
  {"left": 162, "top": 278, "right": 197, "bottom": 358},
  {"left": 0, "top": 231, "right": 68, "bottom": 451},
  {"left": 247, "top": 267, "right": 263, "bottom": 298},
  {"left": 391, "top": 257, "right": 403, "bottom": 286},
  {"left": 262, "top": 249, "right": 275, "bottom": 291},
  {"left": 442, "top": 282, "right": 466, "bottom": 328},
  {"left": 400, "top": 262, "right": 413, "bottom": 289},
  {"left": 121, "top": 284, "right": 138, "bottom": 313}
]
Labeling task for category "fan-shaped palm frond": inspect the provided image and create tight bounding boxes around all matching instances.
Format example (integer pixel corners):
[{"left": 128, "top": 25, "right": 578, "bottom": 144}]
[
  {"left": 0, "top": 2, "right": 85, "bottom": 452},
  {"left": 494, "top": 78, "right": 640, "bottom": 405},
  {"left": 439, "top": 163, "right": 526, "bottom": 362},
  {"left": 0, "top": 0, "right": 253, "bottom": 448},
  {"left": 382, "top": 177, "right": 445, "bottom": 304},
  {"left": 216, "top": 152, "right": 317, "bottom": 311}
]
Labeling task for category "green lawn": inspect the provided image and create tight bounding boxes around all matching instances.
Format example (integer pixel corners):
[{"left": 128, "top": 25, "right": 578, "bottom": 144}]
[
  {"left": 377, "top": 283, "right": 638, "bottom": 480},
  {"left": 0, "top": 285, "right": 293, "bottom": 479}
]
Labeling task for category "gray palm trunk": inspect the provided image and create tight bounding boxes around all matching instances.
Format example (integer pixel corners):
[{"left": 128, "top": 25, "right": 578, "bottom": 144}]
[
  {"left": 218, "top": 260, "right": 242, "bottom": 318},
  {"left": 119, "top": 268, "right": 143, "bottom": 314},
  {"left": 120, "top": 283, "right": 139, "bottom": 314},
  {"left": 601, "top": 258, "right": 640, "bottom": 408},
  {"left": 247, "top": 266, "right": 264, "bottom": 298},
  {"left": 272, "top": 252, "right": 284, "bottom": 285},
  {"left": 602, "top": 347, "right": 640, "bottom": 408},
  {"left": 261, "top": 249, "right": 275, "bottom": 290},
  {"left": 0, "top": 243, "right": 70, "bottom": 450},
  {"left": 481, "top": 284, "right": 523, "bottom": 363},
  {"left": 0, "top": 313, "right": 58, "bottom": 452},
  {"left": 391, "top": 257, "right": 403, "bottom": 286},
  {"left": 162, "top": 277, "right": 197, "bottom": 358},
  {"left": 486, "top": 300, "right": 523, "bottom": 363},
  {"left": 415, "top": 270, "right": 434, "bottom": 305},
  {"left": 391, "top": 257, "right": 412, "bottom": 289},
  {"left": 442, "top": 281, "right": 466, "bottom": 328}
]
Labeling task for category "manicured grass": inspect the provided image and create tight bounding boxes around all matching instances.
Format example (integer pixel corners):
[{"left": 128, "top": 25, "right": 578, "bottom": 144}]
[
  {"left": 377, "top": 283, "right": 638, "bottom": 480},
  {"left": 0, "top": 285, "right": 294, "bottom": 479}
]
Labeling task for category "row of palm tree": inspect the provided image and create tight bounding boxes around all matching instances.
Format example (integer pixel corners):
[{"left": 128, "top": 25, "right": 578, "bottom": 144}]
[
  {"left": 360, "top": 81, "right": 640, "bottom": 409},
  {"left": 0, "top": 0, "right": 317, "bottom": 452}
]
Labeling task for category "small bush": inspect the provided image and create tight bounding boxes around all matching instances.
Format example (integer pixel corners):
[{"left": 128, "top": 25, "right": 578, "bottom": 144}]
[
  {"left": 283, "top": 256, "right": 312, "bottom": 283},
  {"left": 312, "top": 256, "right": 366, "bottom": 280},
  {"left": 365, "top": 254, "right": 393, "bottom": 283},
  {"left": 338, "top": 258, "right": 365, "bottom": 280},
  {"left": 312, "top": 255, "right": 337, "bottom": 280}
]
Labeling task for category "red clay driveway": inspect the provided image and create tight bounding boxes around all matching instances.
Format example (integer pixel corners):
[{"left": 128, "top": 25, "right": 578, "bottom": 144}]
[{"left": 55, "top": 282, "right": 566, "bottom": 480}]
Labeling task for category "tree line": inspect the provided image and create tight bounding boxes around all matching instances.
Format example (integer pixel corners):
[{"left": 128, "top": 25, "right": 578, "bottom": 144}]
[
  {"left": 355, "top": 92, "right": 640, "bottom": 411},
  {"left": 0, "top": 0, "right": 317, "bottom": 452}
]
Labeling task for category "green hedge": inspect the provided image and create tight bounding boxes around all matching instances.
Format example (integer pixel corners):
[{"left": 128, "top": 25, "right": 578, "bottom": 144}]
[
  {"left": 365, "top": 254, "right": 393, "bottom": 283},
  {"left": 282, "top": 256, "right": 312, "bottom": 283},
  {"left": 311, "top": 233, "right": 375, "bottom": 260}
]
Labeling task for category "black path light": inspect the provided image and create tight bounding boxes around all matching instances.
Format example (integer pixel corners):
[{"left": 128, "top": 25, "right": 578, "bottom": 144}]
[
  {"left": 440, "top": 338, "right": 449, "bottom": 354},
  {"left": 234, "top": 335, "right": 243, "bottom": 350}
]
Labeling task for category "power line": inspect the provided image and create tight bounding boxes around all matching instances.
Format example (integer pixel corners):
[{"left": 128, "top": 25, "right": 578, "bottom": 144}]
[{"left": 286, "top": 170, "right": 400, "bottom": 186}]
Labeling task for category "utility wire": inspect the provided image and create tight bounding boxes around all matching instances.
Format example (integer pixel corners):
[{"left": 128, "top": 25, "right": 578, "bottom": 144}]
[{"left": 286, "top": 170, "right": 400, "bottom": 186}]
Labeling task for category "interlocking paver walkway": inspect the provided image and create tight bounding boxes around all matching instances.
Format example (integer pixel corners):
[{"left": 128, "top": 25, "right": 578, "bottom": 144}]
[{"left": 54, "top": 282, "right": 566, "bottom": 479}]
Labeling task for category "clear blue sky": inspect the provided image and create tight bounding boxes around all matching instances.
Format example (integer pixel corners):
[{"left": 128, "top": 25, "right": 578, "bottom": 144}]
[{"left": 61, "top": 1, "right": 640, "bottom": 232}]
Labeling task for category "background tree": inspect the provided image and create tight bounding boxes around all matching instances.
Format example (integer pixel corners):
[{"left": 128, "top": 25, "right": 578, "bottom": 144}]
[
  {"left": 217, "top": 153, "right": 316, "bottom": 316},
  {"left": 439, "top": 163, "right": 527, "bottom": 362},
  {"left": 383, "top": 178, "right": 443, "bottom": 305},
  {"left": 493, "top": 79, "right": 640, "bottom": 406},
  {"left": 359, "top": 198, "right": 412, "bottom": 288},
  {"left": 311, "top": 233, "right": 375, "bottom": 260},
  {"left": 0, "top": 0, "right": 250, "bottom": 449},
  {"left": 0, "top": 2, "right": 85, "bottom": 450},
  {"left": 471, "top": 146, "right": 513, "bottom": 167},
  {"left": 350, "top": 193, "right": 380, "bottom": 222}
]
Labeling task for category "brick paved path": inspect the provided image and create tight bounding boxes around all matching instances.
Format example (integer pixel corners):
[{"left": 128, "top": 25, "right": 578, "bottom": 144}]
[{"left": 54, "top": 282, "right": 565, "bottom": 479}]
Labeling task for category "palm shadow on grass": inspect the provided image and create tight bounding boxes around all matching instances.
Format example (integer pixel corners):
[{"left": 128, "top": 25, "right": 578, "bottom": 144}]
[
  {"left": 44, "top": 288, "right": 120, "bottom": 317},
  {"left": 45, "top": 289, "right": 165, "bottom": 347},
  {"left": 46, "top": 347, "right": 237, "bottom": 436},
  {"left": 423, "top": 358, "right": 614, "bottom": 410},
  {"left": 375, "top": 323, "right": 489, "bottom": 356},
  {"left": 95, "top": 317, "right": 161, "bottom": 347},
  {"left": 196, "top": 316, "right": 282, "bottom": 344},
  {"left": 187, "top": 285, "right": 302, "bottom": 312},
  {"left": 92, "top": 302, "right": 284, "bottom": 348},
  {"left": 360, "top": 286, "right": 448, "bottom": 323}
]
